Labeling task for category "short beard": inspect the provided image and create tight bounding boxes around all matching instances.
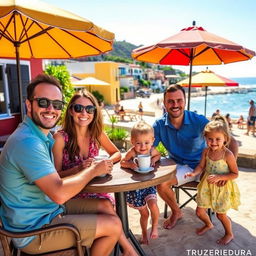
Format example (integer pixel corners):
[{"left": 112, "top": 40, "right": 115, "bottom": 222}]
[
  {"left": 31, "top": 106, "right": 60, "bottom": 130},
  {"left": 167, "top": 108, "right": 184, "bottom": 119}
]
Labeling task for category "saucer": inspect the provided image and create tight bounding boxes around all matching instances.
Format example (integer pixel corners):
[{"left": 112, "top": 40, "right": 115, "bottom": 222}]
[
  {"left": 134, "top": 167, "right": 154, "bottom": 174},
  {"left": 96, "top": 174, "right": 108, "bottom": 178}
]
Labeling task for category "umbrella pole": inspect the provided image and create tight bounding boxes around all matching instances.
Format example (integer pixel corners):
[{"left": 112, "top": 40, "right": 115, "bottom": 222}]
[
  {"left": 15, "top": 42, "right": 24, "bottom": 121},
  {"left": 187, "top": 50, "right": 194, "bottom": 111},
  {"left": 187, "top": 59, "right": 193, "bottom": 111},
  {"left": 204, "top": 86, "right": 208, "bottom": 116}
]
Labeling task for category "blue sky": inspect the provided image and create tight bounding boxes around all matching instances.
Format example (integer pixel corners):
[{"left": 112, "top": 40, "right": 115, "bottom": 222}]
[{"left": 44, "top": 0, "right": 256, "bottom": 78}]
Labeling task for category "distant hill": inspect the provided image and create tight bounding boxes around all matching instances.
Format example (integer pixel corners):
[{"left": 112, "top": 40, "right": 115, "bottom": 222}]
[
  {"left": 84, "top": 40, "right": 141, "bottom": 62},
  {"left": 109, "top": 40, "right": 141, "bottom": 59}
]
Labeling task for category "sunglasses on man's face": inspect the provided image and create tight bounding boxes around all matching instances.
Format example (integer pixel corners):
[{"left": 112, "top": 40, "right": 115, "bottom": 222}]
[
  {"left": 72, "top": 104, "right": 96, "bottom": 114},
  {"left": 32, "top": 98, "right": 64, "bottom": 110}
]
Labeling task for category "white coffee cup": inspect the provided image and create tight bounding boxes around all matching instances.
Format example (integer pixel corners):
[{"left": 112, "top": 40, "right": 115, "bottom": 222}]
[
  {"left": 94, "top": 155, "right": 109, "bottom": 162},
  {"left": 94, "top": 155, "right": 109, "bottom": 177},
  {"left": 133, "top": 154, "right": 151, "bottom": 172}
]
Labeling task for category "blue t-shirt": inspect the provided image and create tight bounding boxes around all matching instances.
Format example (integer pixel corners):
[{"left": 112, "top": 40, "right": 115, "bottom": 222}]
[
  {"left": 0, "top": 116, "right": 64, "bottom": 248},
  {"left": 153, "top": 111, "right": 209, "bottom": 169}
]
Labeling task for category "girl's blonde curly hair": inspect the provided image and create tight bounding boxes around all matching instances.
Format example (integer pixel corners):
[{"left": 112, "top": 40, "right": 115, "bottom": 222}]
[{"left": 203, "top": 119, "right": 231, "bottom": 146}]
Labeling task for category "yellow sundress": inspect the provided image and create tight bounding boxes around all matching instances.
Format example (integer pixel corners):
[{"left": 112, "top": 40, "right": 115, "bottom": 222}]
[{"left": 196, "top": 150, "right": 240, "bottom": 213}]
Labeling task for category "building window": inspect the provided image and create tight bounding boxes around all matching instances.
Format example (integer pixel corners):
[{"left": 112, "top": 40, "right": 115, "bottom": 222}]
[
  {"left": 0, "top": 65, "right": 8, "bottom": 115},
  {"left": 0, "top": 63, "right": 30, "bottom": 117}
]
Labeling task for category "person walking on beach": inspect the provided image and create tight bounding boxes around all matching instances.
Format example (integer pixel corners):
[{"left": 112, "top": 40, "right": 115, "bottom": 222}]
[
  {"left": 138, "top": 101, "right": 144, "bottom": 120},
  {"left": 0, "top": 74, "right": 121, "bottom": 255},
  {"left": 114, "top": 100, "right": 121, "bottom": 114},
  {"left": 52, "top": 90, "right": 138, "bottom": 256},
  {"left": 211, "top": 109, "right": 220, "bottom": 120},
  {"left": 156, "top": 98, "right": 160, "bottom": 106},
  {"left": 121, "top": 121, "right": 161, "bottom": 244},
  {"left": 153, "top": 84, "right": 238, "bottom": 230},
  {"left": 185, "top": 120, "right": 240, "bottom": 245},
  {"left": 225, "top": 113, "right": 232, "bottom": 129},
  {"left": 237, "top": 115, "right": 245, "bottom": 129},
  {"left": 119, "top": 105, "right": 126, "bottom": 121},
  {"left": 245, "top": 99, "right": 256, "bottom": 136}
]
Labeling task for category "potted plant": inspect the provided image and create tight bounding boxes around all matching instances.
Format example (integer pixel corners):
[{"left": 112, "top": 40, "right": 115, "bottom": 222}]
[{"left": 105, "top": 126, "right": 129, "bottom": 150}]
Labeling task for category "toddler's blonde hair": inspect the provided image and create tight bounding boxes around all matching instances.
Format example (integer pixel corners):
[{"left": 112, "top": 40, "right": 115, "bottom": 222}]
[
  {"left": 204, "top": 120, "right": 231, "bottom": 146},
  {"left": 131, "top": 121, "right": 154, "bottom": 140}
]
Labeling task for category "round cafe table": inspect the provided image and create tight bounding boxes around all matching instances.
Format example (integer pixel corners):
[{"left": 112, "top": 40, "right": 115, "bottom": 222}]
[{"left": 82, "top": 158, "right": 176, "bottom": 256}]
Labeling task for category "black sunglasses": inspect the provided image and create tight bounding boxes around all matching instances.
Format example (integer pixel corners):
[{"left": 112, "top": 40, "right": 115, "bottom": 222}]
[
  {"left": 32, "top": 98, "right": 64, "bottom": 110},
  {"left": 72, "top": 104, "right": 96, "bottom": 114}
]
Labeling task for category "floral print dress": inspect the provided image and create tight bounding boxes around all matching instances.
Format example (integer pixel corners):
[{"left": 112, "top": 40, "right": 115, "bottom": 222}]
[{"left": 58, "top": 130, "right": 115, "bottom": 204}]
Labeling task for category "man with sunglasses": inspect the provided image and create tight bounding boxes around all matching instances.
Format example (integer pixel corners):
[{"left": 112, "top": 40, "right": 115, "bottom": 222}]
[{"left": 0, "top": 74, "right": 121, "bottom": 255}]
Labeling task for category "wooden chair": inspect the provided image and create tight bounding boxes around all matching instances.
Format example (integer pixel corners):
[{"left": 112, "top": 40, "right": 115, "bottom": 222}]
[
  {"left": 163, "top": 181, "right": 213, "bottom": 220},
  {"left": 0, "top": 219, "right": 86, "bottom": 256}
]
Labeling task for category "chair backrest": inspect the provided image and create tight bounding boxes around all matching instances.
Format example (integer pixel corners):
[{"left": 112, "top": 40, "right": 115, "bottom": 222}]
[
  {"left": 0, "top": 219, "right": 84, "bottom": 256},
  {"left": 0, "top": 219, "right": 17, "bottom": 256},
  {"left": 0, "top": 208, "right": 84, "bottom": 256}
]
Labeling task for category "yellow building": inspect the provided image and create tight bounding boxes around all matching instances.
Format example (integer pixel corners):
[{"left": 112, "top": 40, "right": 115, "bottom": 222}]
[{"left": 68, "top": 61, "right": 120, "bottom": 105}]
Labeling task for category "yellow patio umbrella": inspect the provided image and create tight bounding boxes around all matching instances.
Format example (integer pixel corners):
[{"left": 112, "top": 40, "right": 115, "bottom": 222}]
[
  {"left": 72, "top": 77, "right": 110, "bottom": 92},
  {"left": 0, "top": 0, "right": 115, "bottom": 119},
  {"left": 178, "top": 69, "right": 239, "bottom": 115}
]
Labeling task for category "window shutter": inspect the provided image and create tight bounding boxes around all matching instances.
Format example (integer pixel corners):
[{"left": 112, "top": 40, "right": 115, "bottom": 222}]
[{"left": 6, "top": 64, "right": 30, "bottom": 114}]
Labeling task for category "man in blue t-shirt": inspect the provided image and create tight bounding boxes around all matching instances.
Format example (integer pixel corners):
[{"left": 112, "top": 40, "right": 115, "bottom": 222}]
[
  {"left": 0, "top": 74, "right": 121, "bottom": 255},
  {"left": 153, "top": 84, "right": 237, "bottom": 230}
]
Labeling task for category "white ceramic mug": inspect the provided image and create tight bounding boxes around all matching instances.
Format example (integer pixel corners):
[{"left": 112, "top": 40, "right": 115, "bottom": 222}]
[
  {"left": 94, "top": 155, "right": 109, "bottom": 162},
  {"left": 133, "top": 154, "right": 151, "bottom": 172},
  {"left": 94, "top": 155, "right": 109, "bottom": 177}
]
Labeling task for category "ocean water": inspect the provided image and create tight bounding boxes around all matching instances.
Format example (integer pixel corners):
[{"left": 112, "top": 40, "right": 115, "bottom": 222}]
[{"left": 188, "top": 77, "right": 256, "bottom": 119}]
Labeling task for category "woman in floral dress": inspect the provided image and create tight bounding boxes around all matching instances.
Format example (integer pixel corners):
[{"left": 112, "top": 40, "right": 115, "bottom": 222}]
[{"left": 53, "top": 90, "right": 137, "bottom": 256}]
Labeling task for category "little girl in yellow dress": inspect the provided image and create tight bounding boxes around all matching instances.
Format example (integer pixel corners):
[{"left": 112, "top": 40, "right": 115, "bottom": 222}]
[{"left": 185, "top": 119, "right": 240, "bottom": 245}]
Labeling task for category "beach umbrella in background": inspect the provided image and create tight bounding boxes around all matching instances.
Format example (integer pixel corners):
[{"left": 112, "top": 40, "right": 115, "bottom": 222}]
[
  {"left": 132, "top": 21, "right": 255, "bottom": 110},
  {"left": 72, "top": 76, "right": 110, "bottom": 92},
  {"left": 0, "top": 0, "right": 114, "bottom": 120},
  {"left": 178, "top": 69, "right": 239, "bottom": 116}
]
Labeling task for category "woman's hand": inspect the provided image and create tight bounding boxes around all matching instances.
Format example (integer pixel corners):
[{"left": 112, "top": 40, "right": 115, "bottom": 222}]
[
  {"left": 81, "top": 158, "right": 94, "bottom": 168},
  {"left": 92, "top": 159, "right": 113, "bottom": 177}
]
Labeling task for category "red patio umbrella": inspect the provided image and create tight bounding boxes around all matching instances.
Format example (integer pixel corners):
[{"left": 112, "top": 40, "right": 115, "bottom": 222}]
[
  {"left": 132, "top": 21, "right": 255, "bottom": 110},
  {"left": 178, "top": 69, "right": 239, "bottom": 115}
]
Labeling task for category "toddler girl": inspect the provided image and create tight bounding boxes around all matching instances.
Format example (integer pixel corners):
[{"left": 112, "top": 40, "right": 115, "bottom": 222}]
[
  {"left": 121, "top": 121, "right": 161, "bottom": 244},
  {"left": 185, "top": 120, "right": 240, "bottom": 245}
]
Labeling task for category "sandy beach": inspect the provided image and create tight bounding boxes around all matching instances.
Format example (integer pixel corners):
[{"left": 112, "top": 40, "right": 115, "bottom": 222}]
[{"left": 127, "top": 166, "right": 256, "bottom": 256}]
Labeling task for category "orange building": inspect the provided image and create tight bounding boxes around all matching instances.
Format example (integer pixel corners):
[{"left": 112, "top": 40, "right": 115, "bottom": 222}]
[{"left": 67, "top": 61, "right": 120, "bottom": 105}]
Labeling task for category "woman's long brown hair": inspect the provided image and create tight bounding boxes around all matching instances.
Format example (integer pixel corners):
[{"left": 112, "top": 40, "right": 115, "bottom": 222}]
[{"left": 62, "top": 90, "right": 103, "bottom": 160}]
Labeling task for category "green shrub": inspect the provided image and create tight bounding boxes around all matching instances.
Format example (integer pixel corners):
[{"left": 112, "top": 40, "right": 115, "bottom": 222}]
[
  {"left": 109, "top": 115, "right": 119, "bottom": 129},
  {"left": 139, "top": 79, "right": 151, "bottom": 87},
  {"left": 156, "top": 142, "right": 168, "bottom": 157},
  {"left": 120, "top": 87, "right": 129, "bottom": 95},
  {"left": 44, "top": 65, "right": 75, "bottom": 123},
  {"left": 105, "top": 127, "right": 128, "bottom": 141},
  {"left": 92, "top": 90, "right": 104, "bottom": 105}
]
